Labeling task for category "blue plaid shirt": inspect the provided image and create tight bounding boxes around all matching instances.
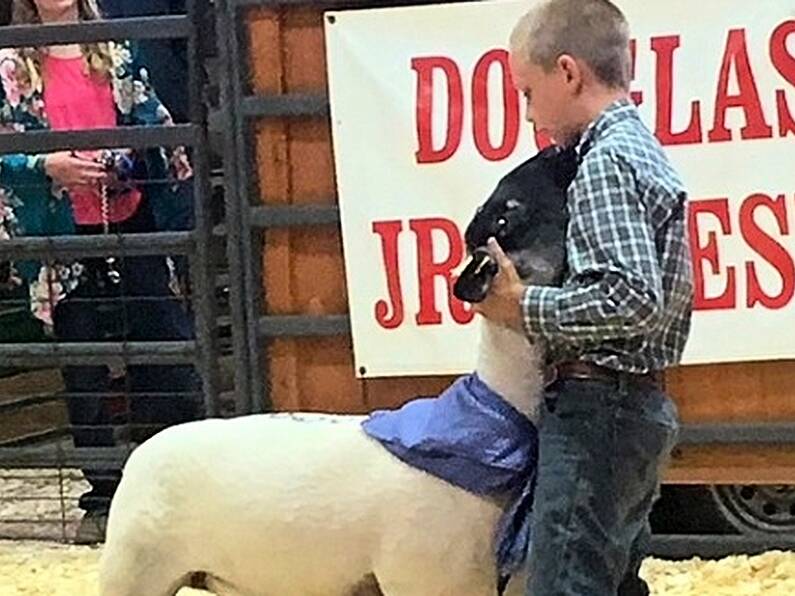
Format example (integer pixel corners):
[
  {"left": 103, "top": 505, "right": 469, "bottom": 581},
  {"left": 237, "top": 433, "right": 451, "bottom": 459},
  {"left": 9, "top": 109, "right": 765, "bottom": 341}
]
[{"left": 522, "top": 99, "right": 693, "bottom": 373}]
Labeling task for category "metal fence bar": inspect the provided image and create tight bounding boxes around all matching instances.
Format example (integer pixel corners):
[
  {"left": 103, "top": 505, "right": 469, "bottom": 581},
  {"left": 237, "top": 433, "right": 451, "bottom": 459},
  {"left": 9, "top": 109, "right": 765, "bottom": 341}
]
[
  {"left": 677, "top": 423, "right": 795, "bottom": 445},
  {"left": 249, "top": 204, "right": 340, "bottom": 227},
  {"left": 0, "top": 124, "right": 200, "bottom": 155},
  {"left": 0, "top": 341, "right": 196, "bottom": 367},
  {"left": 0, "top": 232, "right": 193, "bottom": 260},
  {"left": 216, "top": 0, "right": 265, "bottom": 414},
  {"left": 187, "top": 0, "right": 222, "bottom": 417},
  {"left": 0, "top": 446, "right": 133, "bottom": 469},
  {"left": 0, "top": 16, "right": 192, "bottom": 48},
  {"left": 257, "top": 314, "right": 350, "bottom": 337},
  {"left": 241, "top": 93, "right": 329, "bottom": 118},
  {"left": 0, "top": 391, "right": 202, "bottom": 417}
]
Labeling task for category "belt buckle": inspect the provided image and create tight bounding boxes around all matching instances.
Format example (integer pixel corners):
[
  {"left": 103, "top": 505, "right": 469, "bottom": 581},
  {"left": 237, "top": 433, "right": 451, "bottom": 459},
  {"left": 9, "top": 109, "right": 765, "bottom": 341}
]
[{"left": 543, "top": 366, "right": 559, "bottom": 388}]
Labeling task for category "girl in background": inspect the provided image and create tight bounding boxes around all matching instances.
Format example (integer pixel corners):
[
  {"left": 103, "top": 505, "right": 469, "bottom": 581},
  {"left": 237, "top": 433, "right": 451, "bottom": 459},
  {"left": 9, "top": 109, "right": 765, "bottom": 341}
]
[{"left": 1, "top": 0, "right": 201, "bottom": 542}]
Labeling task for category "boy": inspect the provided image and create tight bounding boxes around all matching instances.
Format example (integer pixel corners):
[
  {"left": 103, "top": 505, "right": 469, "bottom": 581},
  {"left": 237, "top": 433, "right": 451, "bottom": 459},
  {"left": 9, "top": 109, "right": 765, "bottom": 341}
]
[{"left": 473, "top": 1, "right": 693, "bottom": 593}]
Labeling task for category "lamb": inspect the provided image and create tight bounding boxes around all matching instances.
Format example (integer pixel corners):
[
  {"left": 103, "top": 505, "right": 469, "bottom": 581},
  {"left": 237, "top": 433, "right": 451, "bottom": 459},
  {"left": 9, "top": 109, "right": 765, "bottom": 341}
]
[{"left": 98, "top": 146, "right": 578, "bottom": 596}]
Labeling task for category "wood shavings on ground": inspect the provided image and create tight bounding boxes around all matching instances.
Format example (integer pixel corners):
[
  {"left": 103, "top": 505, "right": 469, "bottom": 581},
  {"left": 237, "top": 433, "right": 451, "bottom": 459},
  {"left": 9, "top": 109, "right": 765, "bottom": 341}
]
[
  {"left": 0, "top": 541, "right": 209, "bottom": 595},
  {"left": 641, "top": 550, "right": 795, "bottom": 595},
  {"left": 0, "top": 540, "right": 793, "bottom": 594}
]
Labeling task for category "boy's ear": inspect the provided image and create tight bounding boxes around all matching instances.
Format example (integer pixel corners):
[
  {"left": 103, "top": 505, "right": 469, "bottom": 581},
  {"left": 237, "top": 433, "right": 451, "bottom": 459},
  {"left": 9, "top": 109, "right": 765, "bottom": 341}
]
[{"left": 557, "top": 54, "right": 581, "bottom": 86}]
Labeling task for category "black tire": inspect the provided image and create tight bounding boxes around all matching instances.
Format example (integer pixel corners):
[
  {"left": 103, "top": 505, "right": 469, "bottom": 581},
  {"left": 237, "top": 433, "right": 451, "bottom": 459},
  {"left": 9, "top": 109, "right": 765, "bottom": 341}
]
[
  {"left": 709, "top": 484, "right": 795, "bottom": 534},
  {"left": 651, "top": 484, "right": 795, "bottom": 535}
]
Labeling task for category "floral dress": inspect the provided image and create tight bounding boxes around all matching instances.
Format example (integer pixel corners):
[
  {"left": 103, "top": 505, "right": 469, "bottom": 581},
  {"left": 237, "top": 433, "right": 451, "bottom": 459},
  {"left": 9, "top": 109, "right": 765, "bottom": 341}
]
[{"left": 0, "top": 42, "right": 192, "bottom": 329}]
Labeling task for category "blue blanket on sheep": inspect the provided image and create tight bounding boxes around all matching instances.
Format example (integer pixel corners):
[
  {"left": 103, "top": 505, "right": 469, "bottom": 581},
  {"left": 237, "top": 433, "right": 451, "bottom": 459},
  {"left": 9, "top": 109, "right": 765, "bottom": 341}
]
[{"left": 361, "top": 373, "right": 538, "bottom": 589}]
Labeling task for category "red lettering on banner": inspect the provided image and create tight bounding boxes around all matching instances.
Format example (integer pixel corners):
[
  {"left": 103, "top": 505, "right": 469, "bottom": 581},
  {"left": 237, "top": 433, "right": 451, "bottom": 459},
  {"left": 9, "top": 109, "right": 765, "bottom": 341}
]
[
  {"left": 709, "top": 29, "right": 774, "bottom": 142},
  {"left": 413, "top": 57, "right": 464, "bottom": 163},
  {"left": 689, "top": 198, "right": 737, "bottom": 310},
  {"left": 740, "top": 193, "right": 795, "bottom": 309},
  {"left": 373, "top": 220, "right": 405, "bottom": 329},
  {"left": 410, "top": 218, "right": 474, "bottom": 326},
  {"left": 472, "top": 49, "right": 520, "bottom": 161},
  {"left": 411, "top": 20, "right": 795, "bottom": 162},
  {"left": 373, "top": 218, "right": 473, "bottom": 329},
  {"left": 652, "top": 35, "right": 703, "bottom": 145},
  {"left": 372, "top": 191, "right": 795, "bottom": 330},
  {"left": 770, "top": 20, "right": 795, "bottom": 137}
]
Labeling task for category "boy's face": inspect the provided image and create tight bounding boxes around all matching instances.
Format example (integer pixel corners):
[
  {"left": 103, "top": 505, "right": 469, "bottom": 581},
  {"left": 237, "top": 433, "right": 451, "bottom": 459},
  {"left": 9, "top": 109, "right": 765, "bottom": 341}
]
[{"left": 509, "top": 52, "right": 582, "bottom": 147}]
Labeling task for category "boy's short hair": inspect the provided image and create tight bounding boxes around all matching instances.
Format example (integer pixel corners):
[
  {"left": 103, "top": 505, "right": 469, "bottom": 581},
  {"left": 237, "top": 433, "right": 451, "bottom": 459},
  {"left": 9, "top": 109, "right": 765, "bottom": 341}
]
[{"left": 510, "top": 0, "right": 631, "bottom": 90}]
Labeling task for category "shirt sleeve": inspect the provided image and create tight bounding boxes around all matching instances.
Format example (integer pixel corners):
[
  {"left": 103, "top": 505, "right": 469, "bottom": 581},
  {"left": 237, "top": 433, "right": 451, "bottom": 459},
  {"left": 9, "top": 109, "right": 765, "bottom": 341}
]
[
  {"left": 521, "top": 148, "right": 664, "bottom": 346},
  {"left": 0, "top": 154, "right": 47, "bottom": 187}
]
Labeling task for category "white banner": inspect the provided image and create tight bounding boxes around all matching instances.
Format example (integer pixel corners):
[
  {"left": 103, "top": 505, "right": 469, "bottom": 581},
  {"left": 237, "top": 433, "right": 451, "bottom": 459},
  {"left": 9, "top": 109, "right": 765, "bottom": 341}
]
[{"left": 325, "top": 0, "right": 795, "bottom": 377}]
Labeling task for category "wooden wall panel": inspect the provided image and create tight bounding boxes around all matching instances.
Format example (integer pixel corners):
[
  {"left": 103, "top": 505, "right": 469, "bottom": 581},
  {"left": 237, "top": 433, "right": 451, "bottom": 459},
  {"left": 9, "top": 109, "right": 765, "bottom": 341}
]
[
  {"left": 249, "top": 9, "right": 360, "bottom": 412},
  {"left": 267, "top": 336, "right": 363, "bottom": 413},
  {"left": 666, "top": 444, "right": 795, "bottom": 484},
  {"left": 665, "top": 361, "right": 795, "bottom": 423},
  {"left": 664, "top": 360, "right": 795, "bottom": 484},
  {"left": 247, "top": 10, "right": 467, "bottom": 413}
]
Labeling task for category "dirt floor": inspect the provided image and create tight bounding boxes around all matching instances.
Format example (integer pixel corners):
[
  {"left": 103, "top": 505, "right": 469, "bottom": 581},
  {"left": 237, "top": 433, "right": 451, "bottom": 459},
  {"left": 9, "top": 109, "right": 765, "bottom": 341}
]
[{"left": 0, "top": 540, "right": 794, "bottom": 595}]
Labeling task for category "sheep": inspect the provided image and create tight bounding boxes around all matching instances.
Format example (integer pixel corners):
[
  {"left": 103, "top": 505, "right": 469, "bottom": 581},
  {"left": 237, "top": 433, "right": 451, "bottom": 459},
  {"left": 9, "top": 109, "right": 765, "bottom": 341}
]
[{"left": 98, "top": 146, "right": 578, "bottom": 596}]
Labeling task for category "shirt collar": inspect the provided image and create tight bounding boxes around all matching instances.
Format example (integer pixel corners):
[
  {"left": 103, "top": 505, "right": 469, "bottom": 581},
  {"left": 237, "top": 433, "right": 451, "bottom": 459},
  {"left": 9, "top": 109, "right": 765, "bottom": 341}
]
[{"left": 574, "top": 97, "right": 636, "bottom": 160}]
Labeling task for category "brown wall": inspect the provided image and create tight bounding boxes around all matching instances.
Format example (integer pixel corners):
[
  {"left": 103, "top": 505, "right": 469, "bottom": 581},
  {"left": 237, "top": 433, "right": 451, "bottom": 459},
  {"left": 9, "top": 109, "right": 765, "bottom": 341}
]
[
  {"left": 248, "top": 8, "right": 452, "bottom": 415},
  {"left": 246, "top": 8, "right": 795, "bottom": 484}
]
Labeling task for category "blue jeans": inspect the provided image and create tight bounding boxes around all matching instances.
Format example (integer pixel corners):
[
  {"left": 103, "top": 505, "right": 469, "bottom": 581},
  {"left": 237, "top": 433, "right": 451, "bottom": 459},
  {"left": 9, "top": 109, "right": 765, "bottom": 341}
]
[{"left": 525, "top": 375, "right": 679, "bottom": 595}]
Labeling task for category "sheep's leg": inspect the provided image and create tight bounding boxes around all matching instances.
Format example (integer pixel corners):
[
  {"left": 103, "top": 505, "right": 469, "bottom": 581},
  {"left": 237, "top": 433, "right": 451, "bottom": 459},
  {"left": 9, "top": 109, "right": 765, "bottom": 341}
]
[{"left": 98, "top": 542, "right": 190, "bottom": 596}]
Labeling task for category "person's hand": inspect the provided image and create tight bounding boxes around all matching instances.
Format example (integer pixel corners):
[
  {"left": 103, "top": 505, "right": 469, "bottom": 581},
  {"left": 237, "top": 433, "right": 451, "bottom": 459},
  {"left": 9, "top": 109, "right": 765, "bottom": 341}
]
[
  {"left": 44, "top": 151, "right": 109, "bottom": 190},
  {"left": 471, "top": 237, "right": 526, "bottom": 330}
]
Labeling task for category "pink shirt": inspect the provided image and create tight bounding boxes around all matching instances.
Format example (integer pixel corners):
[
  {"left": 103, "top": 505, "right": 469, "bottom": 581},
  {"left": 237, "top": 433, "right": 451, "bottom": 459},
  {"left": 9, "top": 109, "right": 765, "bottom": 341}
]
[{"left": 42, "top": 54, "right": 141, "bottom": 225}]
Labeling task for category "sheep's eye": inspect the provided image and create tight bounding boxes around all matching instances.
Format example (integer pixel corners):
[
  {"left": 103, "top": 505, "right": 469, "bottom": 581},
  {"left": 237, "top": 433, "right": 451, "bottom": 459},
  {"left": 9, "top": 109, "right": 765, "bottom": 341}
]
[
  {"left": 505, "top": 199, "right": 520, "bottom": 210},
  {"left": 497, "top": 217, "right": 507, "bottom": 227}
]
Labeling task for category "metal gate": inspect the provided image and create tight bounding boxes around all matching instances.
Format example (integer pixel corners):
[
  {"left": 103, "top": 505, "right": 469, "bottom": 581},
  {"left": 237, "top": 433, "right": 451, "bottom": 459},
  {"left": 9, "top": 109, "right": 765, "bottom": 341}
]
[{"left": 0, "top": 0, "right": 222, "bottom": 540}]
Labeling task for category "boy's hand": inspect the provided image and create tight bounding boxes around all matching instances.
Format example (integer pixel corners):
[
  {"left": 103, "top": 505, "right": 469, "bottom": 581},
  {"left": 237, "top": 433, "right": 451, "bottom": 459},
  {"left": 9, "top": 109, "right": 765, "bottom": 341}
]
[{"left": 471, "top": 237, "right": 526, "bottom": 330}]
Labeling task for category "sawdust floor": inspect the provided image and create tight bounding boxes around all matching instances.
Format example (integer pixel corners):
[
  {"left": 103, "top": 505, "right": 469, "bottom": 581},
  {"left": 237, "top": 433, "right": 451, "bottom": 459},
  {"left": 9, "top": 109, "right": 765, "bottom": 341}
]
[{"left": 1, "top": 540, "right": 794, "bottom": 595}]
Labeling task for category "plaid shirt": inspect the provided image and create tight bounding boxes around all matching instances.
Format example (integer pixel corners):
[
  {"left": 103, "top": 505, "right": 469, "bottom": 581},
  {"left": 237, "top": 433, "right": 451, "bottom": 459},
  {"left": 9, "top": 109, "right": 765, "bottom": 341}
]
[{"left": 522, "top": 99, "right": 693, "bottom": 373}]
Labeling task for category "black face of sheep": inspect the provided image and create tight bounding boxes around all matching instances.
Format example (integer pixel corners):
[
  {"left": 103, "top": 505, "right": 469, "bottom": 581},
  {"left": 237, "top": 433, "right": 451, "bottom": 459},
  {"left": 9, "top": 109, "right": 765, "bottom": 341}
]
[{"left": 453, "top": 146, "right": 578, "bottom": 304}]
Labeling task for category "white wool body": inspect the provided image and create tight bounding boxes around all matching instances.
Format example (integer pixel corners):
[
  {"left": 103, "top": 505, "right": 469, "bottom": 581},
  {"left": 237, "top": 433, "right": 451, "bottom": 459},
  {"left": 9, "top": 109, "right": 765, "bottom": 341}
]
[{"left": 99, "top": 319, "right": 543, "bottom": 596}]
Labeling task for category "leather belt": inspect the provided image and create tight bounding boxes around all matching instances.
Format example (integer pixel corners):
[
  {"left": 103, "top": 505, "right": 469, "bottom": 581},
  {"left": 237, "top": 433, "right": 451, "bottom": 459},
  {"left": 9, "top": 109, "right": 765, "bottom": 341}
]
[{"left": 548, "top": 360, "right": 663, "bottom": 389}]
